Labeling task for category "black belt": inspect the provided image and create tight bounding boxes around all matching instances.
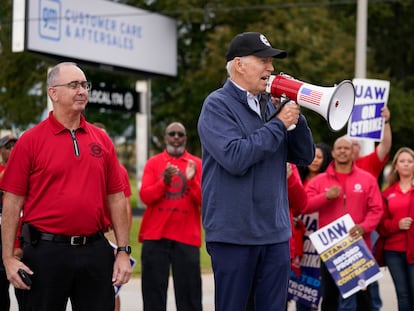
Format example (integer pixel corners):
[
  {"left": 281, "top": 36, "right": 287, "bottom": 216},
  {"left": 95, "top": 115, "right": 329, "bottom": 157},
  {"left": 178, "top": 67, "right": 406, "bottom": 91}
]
[{"left": 38, "top": 231, "right": 103, "bottom": 246}]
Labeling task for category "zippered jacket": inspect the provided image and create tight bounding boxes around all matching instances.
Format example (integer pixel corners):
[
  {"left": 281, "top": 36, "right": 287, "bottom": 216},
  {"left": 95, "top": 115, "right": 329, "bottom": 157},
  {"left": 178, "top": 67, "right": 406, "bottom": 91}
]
[
  {"left": 303, "top": 162, "right": 384, "bottom": 249},
  {"left": 198, "top": 79, "right": 315, "bottom": 245},
  {"left": 378, "top": 183, "right": 414, "bottom": 263}
]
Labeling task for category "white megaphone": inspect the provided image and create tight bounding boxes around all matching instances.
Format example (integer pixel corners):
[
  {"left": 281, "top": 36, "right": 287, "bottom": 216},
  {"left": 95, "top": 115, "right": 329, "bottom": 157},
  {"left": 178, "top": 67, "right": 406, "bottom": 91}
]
[{"left": 265, "top": 73, "right": 355, "bottom": 132}]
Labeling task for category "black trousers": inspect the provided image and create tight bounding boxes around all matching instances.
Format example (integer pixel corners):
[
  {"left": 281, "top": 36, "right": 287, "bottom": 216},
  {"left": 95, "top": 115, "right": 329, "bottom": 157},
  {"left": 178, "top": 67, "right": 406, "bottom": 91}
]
[
  {"left": 0, "top": 268, "right": 10, "bottom": 311},
  {"left": 20, "top": 237, "right": 115, "bottom": 311},
  {"left": 320, "top": 262, "right": 340, "bottom": 311},
  {"left": 141, "top": 239, "right": 202, "bottom": 311}
]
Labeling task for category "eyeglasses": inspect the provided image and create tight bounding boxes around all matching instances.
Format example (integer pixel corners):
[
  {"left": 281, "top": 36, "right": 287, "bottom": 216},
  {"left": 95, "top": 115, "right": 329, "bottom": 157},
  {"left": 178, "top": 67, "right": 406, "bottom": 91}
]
[
  {"left": 167, "top": 131, "right": 186, "bottom": 138},
  {"left": 51, "top": 81, "right": 92, "bottom": 91}
]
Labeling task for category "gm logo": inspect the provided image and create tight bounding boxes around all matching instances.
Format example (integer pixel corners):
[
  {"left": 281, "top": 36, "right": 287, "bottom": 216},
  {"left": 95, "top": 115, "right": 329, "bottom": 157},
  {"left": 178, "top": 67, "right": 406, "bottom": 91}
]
[{"left": 39, "top": 0, "right": 61, "bottom": 41}]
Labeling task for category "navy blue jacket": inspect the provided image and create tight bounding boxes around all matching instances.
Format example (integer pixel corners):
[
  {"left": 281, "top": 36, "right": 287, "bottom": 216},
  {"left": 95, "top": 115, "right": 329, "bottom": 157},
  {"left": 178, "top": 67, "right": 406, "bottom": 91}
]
[{"left": 197, "top": 79, "right": 315, "bottom": 245}]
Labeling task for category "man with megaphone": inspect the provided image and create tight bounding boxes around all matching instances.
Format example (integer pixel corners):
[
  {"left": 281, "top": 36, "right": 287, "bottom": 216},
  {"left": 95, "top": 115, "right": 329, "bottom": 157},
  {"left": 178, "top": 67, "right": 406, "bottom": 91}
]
[{"left": 198, "top": 32, "right": 315, "bottom": 311}]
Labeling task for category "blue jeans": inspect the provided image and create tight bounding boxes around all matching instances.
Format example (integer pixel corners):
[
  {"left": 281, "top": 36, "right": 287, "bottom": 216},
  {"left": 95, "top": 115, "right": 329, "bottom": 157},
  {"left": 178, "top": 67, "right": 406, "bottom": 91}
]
[
  {"left": 368, "top": 281, "right": 382, "bottom": 311},
  {"left": 384, "top": 250, "right": 414, "bottom": 311},
  {"left": 338, "top": 293, "right": 356, "bottom": 311}
]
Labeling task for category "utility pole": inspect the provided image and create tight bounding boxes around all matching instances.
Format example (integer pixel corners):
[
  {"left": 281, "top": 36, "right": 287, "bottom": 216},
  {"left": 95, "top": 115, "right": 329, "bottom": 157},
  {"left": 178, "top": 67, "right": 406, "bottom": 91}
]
[
  {"left": 354, "top": 0, "right": 373, "bottom": 155},
  {"left": 135, "top": 79, "right": 151, "bottom": 209}
]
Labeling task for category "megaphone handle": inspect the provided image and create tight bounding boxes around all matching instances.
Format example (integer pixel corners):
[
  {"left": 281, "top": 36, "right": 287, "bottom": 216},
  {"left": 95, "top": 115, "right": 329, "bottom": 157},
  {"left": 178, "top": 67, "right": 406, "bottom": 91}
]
[
  {"left": 267, "top": 96, "right": 297, "bottom": 131},
  {"left": 266, "top": 97, "right": 291, "bottom": 121},
  {"left": 287, "top": 123, "right": 296, "bottom": 131}
]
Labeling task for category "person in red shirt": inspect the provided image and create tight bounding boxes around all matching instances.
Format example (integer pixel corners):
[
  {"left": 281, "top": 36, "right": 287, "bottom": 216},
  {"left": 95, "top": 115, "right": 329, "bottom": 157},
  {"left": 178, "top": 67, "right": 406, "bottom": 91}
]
[
  {"left": 138, "top": 122, "right": 202, "bottom": 311},
  {"left": 351, "top": 106, "right": 391, "bottom": 311},
  {"left": 0, "top": 134, "right": 23, "bottom": 311},
  {"left": 93, "top": 122, "right": 133, "bottom": 311},
  {"left": 0, "top": 62, "right": 132, "bottom": 311},
  {"left": 288, "top": 163, "right": 308, "bottom": 277},
  {"left": 351, "top": 106, "right": 392, "bottom": 179},
  {"left": 304, "top": 136, "right": 383, "bottom": 311},
  {"left": 377, "top": 147, "right": 414, "bottom": 311},
  {"left": 295, "top": 142, "right": 333, "bottom": 311}
]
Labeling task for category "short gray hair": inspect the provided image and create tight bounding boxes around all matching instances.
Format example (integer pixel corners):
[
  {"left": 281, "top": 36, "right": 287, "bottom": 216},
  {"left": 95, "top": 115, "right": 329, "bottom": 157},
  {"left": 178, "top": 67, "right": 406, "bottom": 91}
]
[{"left": 47, "top": 62, "right": 78, "bottom": 87}]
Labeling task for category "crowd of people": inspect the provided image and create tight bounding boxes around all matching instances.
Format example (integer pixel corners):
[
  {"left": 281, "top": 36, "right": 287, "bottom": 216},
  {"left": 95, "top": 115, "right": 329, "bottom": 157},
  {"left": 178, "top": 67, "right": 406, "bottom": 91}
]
[{"left": 1, "top": 32, "right": 413, "bottom": 311}]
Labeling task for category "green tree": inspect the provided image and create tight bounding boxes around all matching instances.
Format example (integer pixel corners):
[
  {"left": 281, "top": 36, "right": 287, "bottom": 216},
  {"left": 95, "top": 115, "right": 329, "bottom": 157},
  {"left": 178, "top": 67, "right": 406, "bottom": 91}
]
[
  {"left": 1, "top": 0, "right": 414, "bottom": 157},
  {"left": 128, "top": 0, "right": 358, "bottom": 152},
  {"left": 366, "top": 1, "right": 414, "bottom": 155},
  {"left": 0, "top": 1, "right": 52, "bottom": 131}
]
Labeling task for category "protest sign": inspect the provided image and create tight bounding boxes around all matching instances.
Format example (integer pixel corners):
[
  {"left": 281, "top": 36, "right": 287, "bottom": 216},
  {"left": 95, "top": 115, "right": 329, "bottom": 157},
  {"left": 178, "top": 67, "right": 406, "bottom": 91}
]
[
  {"left": 348, "top": 79, "right": 390, "bottom": 142},
  {"left": 309, "top": 214, "right": 383, "bottom": 298},
  {"left": 288, "top": 212, "right": 321, "bottom": 308}
]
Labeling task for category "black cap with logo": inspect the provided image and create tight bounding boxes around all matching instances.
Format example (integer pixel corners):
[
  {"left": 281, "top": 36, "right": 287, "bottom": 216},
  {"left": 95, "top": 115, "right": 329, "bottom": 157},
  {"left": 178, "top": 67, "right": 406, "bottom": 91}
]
[{"left": 226, "top": 32, "right": 287, "bottom": 62}]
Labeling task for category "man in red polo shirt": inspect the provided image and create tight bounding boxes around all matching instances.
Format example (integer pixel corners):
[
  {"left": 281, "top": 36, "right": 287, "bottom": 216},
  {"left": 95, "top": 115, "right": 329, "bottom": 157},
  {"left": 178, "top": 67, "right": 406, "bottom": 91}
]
[{"left": 0, "top": 62, "right": 132, "bottom": 311}]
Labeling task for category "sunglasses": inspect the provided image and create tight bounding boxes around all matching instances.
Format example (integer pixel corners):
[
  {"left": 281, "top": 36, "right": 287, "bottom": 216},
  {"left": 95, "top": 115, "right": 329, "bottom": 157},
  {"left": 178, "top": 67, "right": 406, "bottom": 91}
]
[{"left": 167, "top": 131, "right": 186, "bottom": 138}]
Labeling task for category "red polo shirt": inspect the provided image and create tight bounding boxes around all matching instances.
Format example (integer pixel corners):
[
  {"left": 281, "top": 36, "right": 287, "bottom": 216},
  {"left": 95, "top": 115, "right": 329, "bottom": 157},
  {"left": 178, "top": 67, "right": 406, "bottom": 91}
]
[{"left": 0, "top": 112, "right": 124, "bottom": 236}]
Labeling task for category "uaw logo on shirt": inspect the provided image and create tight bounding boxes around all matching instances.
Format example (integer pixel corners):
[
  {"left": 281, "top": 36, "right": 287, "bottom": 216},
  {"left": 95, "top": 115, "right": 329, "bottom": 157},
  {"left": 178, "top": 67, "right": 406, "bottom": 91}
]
[
  {"left": 39, "top": 0, "right": 62, "bottom": 41},
  {"left": 89, "top": 142, "right": 104, "bottom": 158},
  {"left": 353, "top": 183, "right": 363, "bottom": 193},
  {"left": 165, "top": 173, "right": 189, "bottom": 200}
]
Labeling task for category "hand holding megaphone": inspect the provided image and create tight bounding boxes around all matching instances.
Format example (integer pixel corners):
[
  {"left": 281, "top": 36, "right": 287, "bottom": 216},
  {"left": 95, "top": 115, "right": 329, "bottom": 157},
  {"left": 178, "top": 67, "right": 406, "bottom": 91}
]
[
  {"left": 270, "top": 95, "right": 300, "bottom": 131},
  {"left": 266, "top": 73, "right": 356, "bottom": 132}
]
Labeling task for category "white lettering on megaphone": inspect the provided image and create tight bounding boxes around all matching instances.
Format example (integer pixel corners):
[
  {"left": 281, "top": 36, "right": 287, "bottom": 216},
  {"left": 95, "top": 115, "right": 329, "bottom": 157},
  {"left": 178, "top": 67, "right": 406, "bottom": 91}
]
[
  {"left": 349, "top": 118, "right": 383, "bottom": 135},
  {"left": 355, "top": 85, "right": 387, "bottom": 100}
]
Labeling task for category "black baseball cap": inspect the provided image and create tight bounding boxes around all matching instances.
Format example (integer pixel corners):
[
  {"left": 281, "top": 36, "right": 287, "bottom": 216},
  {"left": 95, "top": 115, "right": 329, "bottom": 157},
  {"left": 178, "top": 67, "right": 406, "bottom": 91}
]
[{"left": 226, "top": 32, "right": 287, "bottom": 62}]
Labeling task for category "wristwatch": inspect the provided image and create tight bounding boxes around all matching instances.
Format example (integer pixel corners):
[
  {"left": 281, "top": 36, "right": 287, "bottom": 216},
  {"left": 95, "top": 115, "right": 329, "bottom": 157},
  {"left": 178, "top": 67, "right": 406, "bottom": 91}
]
[{"left": 117, "top": 245, "right": 132, "bottom": 255}]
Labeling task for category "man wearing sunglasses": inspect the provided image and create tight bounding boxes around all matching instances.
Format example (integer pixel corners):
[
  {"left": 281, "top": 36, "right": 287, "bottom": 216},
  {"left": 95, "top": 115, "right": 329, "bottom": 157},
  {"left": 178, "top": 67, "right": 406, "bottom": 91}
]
[
  {"left": 0, "top": 62, "right": 132, "bottom": 311},
  {"left": 138, "top": 122, "right": 203, "bottom": 311}
]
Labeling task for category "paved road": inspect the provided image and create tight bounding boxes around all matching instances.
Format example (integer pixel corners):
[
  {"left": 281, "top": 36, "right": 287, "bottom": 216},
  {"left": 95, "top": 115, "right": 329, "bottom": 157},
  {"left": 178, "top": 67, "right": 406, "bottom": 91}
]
[{"left": 10, "top": 267, "right": 397, "bottom": 310}]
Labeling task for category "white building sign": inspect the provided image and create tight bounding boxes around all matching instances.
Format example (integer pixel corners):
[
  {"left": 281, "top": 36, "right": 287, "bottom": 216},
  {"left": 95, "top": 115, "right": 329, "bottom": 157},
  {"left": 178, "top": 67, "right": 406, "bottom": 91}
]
[{"left": 14, "top": 0, "right": 177, "bottom": 76}]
